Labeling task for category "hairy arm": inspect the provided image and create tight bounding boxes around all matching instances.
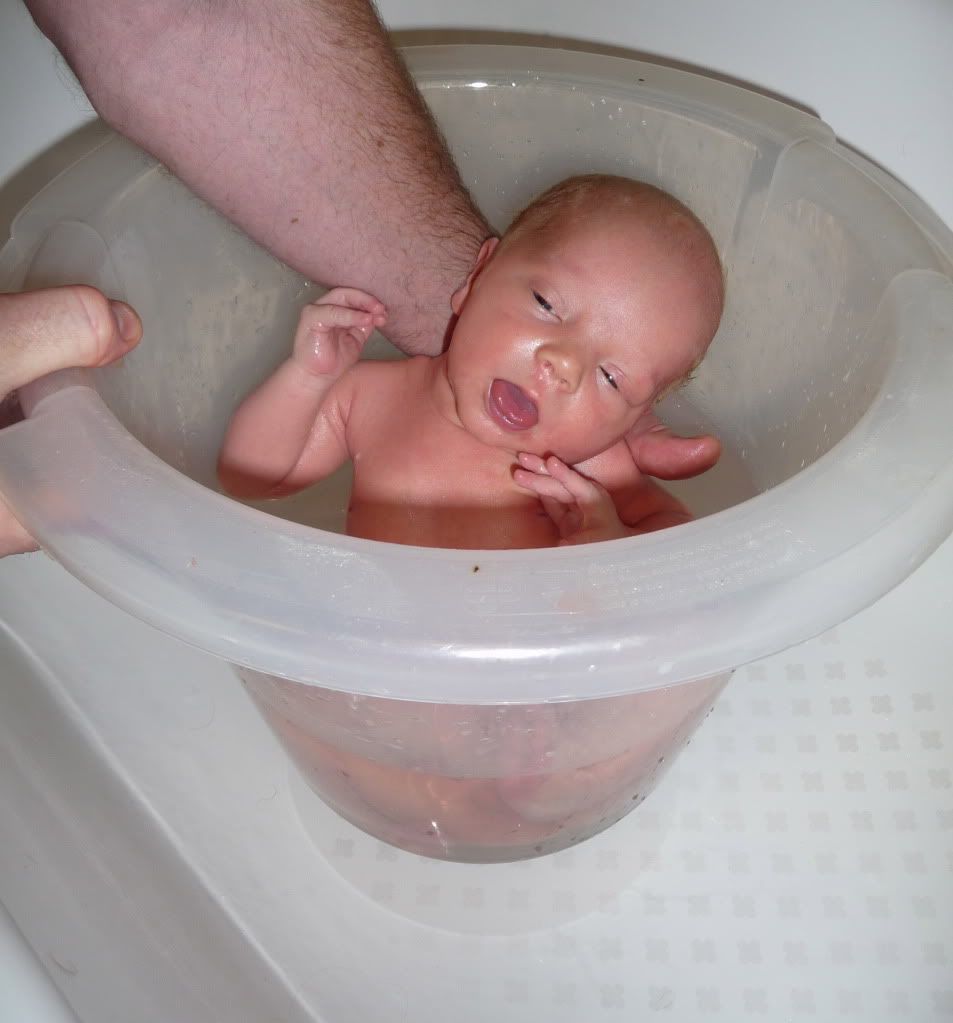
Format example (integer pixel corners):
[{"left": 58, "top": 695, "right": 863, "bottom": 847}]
[{"left": 25, "top": 0, "right": 491, "bottom": 355}]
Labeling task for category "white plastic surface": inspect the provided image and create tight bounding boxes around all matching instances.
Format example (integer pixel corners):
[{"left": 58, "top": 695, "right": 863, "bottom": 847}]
[
  {"left": 4, "top": 45, "right": 953, "bottom": 865},
  {"left": 2, "top": 550, "right": 951, "bottom": 1021},
  {"left": 0, "top": 905, "right": 76, "bottom": 1023}
]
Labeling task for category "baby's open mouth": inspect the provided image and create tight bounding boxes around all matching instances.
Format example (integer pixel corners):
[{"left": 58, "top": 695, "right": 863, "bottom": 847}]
[{"left": 488, "top": 378, "right": 539, "bottom": 431}]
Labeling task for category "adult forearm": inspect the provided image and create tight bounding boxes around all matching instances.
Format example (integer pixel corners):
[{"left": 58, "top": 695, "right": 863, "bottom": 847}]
[{"left": 26, "top": 0, "right": 490, "bottom": 355}]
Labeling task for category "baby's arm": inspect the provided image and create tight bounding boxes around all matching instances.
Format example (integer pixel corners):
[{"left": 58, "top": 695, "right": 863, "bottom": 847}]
[
  {"left": 513, "top": 450, "right": 692, "bottom": 546},
  {"left": 218, "top": 288, "right": 386, "bottom": 498}
]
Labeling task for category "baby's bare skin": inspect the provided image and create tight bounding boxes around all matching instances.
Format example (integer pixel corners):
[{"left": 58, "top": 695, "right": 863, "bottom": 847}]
[
  {"left": 339, "top": 356, "right": 559, "bottom": 549},
  {"left": 220, "top": 183, "right": 722, "bottom": 545},
  {"left": 319, "top": 354, "right": 670, "bottom": 549}
]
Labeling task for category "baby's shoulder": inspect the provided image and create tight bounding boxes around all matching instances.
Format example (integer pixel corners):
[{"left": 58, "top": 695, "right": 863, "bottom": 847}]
[
  {"left": 337, "top": 355, "right": 409, "bottom": 404},
  {"left": 347, "top": 354, "right": 427, "bottom": 389},
  {"left": 339, "top": 356, "right": 432, "bottom": 426}
]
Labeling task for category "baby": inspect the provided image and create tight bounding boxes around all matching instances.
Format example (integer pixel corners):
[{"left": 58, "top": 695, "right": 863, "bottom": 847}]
[
  {"left": 220, "top": 176, "right": 725, "bottom": 857},
  {"left": 218, "top": 174, "right": 724, "bottom": 549}
]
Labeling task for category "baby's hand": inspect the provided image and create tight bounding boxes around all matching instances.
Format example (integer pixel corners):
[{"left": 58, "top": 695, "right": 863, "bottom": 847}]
[
  {"left": 291, "top": 287, "right": 387, "bottom": 377},
  {"left": 513, "top": 453, "right": 630, "bottom": 546}
]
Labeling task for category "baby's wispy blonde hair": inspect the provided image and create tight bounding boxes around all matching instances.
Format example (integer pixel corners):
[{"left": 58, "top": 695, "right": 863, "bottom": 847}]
[{"left": 502, "top": 173, "right": 725, "bottom": 334}]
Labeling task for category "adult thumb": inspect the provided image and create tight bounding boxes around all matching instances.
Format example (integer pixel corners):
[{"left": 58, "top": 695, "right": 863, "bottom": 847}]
[
  {"left": 627, "top": 423, "right": 722, "bottom": 480},
  {"left": 0, "top": 285, "right": 141, "bottom": 398}
]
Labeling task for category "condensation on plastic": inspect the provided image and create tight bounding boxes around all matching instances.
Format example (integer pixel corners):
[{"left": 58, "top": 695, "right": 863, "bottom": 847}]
[{"left": 0, "top": 47, "right": 952, "bottom": 706}]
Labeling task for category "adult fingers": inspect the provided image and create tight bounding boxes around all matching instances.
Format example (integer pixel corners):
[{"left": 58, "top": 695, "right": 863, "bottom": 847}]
[
  {"left": 0, "top": 286, "right": 141, "bottom": 398},
  {"left": 625, "top": 410, "right": 721, "bottom": 480}
]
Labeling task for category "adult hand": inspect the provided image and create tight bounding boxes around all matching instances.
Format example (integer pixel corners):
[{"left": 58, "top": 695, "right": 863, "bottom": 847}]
[{"left": 0, "top": 285, "right": 142, "bottom": 556}]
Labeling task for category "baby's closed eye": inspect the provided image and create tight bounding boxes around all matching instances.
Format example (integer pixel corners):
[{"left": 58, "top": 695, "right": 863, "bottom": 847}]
[{"left": 533, "top": 291, "right": 555, "bottom": 314}]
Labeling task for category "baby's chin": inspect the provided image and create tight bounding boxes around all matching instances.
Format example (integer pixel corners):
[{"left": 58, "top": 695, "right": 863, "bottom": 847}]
[
  {"left": 500, "top": 436, "right": 607, "bottom": 466},
  {"left": 461, "top": 402, "right": 611, "bottom": 464}
]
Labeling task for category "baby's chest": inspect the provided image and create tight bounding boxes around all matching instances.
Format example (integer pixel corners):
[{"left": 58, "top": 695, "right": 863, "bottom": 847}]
[
  {"left": 352, "top": 416, "right": 521, "bottom": 505},
  {"left": 346, "top": 411, "right": 555, "bottom": 548}
]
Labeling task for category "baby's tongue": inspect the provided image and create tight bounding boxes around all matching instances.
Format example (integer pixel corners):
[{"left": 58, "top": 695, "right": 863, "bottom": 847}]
[{"left": 490, "top": 378, "right": 538, "bottom": 431}]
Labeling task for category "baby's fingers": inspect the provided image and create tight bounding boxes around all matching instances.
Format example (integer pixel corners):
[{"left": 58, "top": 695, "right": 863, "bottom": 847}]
[
  {"left": 515, "top": 451, "right": 551, "bottom": 476},
  {"left": 515, "top": 452, "right": 601, "bottom": 504},
  {"left": 540, "top": 455, "right": 606, "bottom": 506},
  {"left": 318, "top": 287, "right": 387, "bottom": 323},
  {"left": 305, "top": 303, "right": 378, "bottom": 332},
  {"left": 293, "top": 300, "right": 381, "bottom": 375},
  {"left": 513, "top": 466, "right": 574, "bottom": 504}
]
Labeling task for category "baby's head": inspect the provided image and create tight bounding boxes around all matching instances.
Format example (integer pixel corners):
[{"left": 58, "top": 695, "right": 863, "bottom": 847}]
[{"left": 446, "top": 174, "right": 724, "bottom": 464}]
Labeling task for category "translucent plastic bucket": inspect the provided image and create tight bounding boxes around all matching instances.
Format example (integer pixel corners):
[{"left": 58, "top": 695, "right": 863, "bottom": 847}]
[{"left": 1, "top": 47, "right": 952, "bottom": 861}]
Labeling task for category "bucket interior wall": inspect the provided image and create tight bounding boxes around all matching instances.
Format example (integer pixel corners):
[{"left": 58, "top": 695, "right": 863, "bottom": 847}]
[{"left": 12, "top": 64, "right": 947, "bottom": 533}]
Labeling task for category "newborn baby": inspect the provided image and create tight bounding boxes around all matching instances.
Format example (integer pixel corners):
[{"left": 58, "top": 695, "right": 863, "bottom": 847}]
[
  {"left": 221, "top": 175, "right": 725, "bottom": 858},
  {"left": 218, "top": 174, "right": 724, "bottom": 548}
]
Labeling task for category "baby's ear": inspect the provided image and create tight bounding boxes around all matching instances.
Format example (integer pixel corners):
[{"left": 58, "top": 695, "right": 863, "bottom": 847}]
[{"left": 451, "top": 237, "right": 500, "bottom": 314}]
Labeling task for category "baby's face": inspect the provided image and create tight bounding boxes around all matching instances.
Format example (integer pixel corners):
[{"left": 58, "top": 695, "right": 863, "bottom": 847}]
[{"left": 445, "top": 213, "right": 718, "bottom": 464}]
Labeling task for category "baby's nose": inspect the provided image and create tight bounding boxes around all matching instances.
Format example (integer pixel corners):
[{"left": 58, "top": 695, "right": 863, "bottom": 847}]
[{"left": 537, "top": 344, "right": 583, "bottom": 392}]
